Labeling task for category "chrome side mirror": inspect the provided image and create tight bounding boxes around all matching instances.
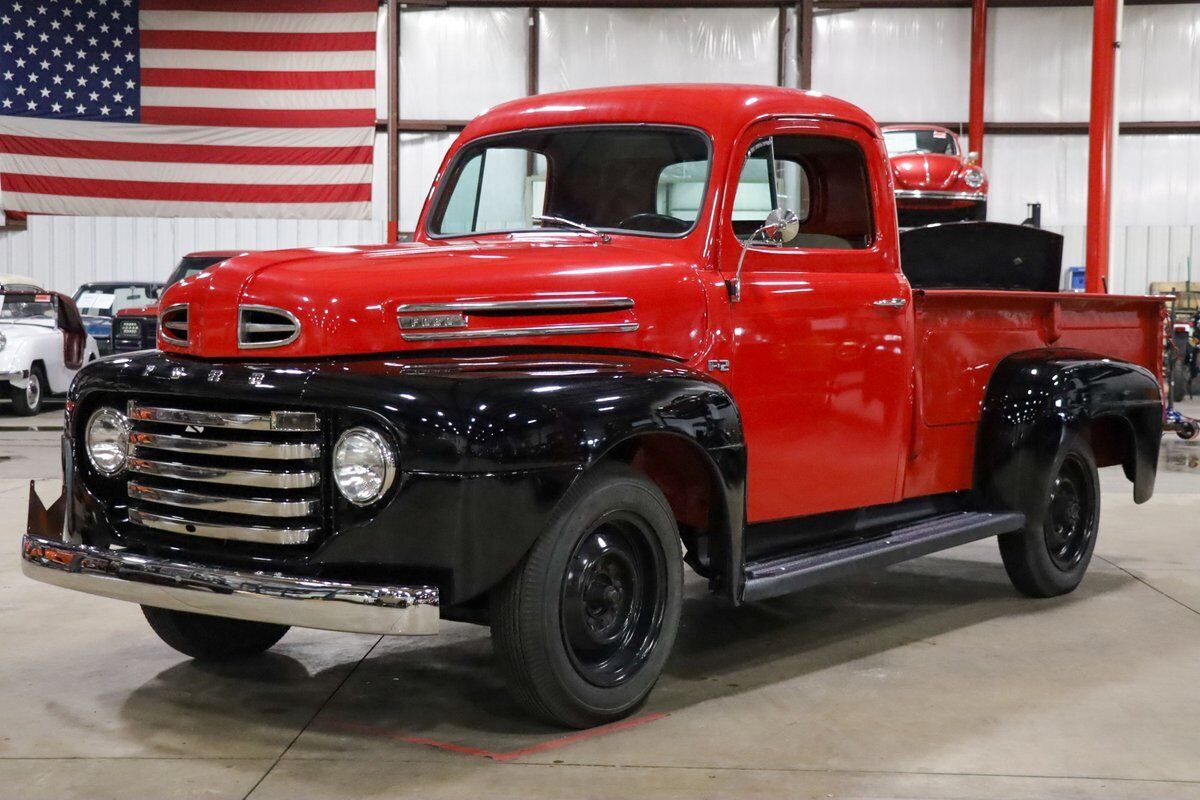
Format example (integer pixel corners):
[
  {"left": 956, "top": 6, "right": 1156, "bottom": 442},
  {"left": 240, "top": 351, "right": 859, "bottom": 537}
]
[
  {"left": 967, "top": 150, "right": 980, "bottom": 164},
  {"left": 729, "top": 208, "right": 800, "bottom": 302}
]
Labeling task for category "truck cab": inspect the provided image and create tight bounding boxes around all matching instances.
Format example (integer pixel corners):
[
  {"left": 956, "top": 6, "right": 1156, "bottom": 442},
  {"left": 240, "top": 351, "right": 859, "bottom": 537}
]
[{"left": 23, "top": 85, "right": 1166, "bottom": 729}]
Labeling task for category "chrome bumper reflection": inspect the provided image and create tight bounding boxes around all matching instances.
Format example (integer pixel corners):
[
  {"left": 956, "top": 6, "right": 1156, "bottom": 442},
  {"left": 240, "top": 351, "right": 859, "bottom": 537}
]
[
  {"left": 21, "top": 533, "right": 440, "bottom": 636},
  {"left": 893, "top": 189, "right": 986, "bottom": 202}
]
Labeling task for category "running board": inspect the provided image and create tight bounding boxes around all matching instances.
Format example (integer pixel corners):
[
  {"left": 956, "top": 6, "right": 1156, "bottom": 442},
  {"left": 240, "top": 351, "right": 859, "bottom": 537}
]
[{"left": 741, "top": 511, "right": 1026, "bottom": 603}]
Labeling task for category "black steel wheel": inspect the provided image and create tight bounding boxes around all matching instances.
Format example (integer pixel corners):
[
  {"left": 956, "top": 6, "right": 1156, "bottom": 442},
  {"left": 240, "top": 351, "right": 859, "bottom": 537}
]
[
  {"left": 491, "top": 463, "right": 682, "bottom": 728},
  {"left": 560, "top": 514, "right": 667, "bottom": 688},
  {"left": 999, "top": 432, "right": 1100, "bottom": 598},
  {"left": 1043, "top": 454, "right": 1096, "bottom": 571}
]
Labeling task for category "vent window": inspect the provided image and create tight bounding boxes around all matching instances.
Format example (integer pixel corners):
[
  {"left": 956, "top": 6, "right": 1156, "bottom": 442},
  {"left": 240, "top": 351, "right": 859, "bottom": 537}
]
[
  {"left": 159, "top": 304, "right": 189, "bottom": 346},
  {"left": 239, "top": 305, "right": 300, "bottom": 349}
]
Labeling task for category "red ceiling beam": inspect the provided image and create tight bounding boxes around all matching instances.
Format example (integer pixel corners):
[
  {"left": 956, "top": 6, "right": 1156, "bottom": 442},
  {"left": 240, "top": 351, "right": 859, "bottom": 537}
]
[{"left": 1085, "top": 0, "right": 1120, "bottom": 294}]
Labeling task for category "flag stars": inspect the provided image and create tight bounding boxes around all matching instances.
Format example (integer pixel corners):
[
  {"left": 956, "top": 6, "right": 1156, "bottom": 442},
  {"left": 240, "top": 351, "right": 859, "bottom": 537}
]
[{"left": 3, "top": 0, "right": 139, "bottom": 120}]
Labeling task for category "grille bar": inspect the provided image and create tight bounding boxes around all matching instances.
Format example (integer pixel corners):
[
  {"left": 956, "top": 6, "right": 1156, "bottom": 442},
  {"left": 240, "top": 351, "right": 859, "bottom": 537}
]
[
  {"left": 129, "top": 508, "right": 316, "bottom": 546},
  {"left": 131, "top": 431, "right": 321, "bottom": 460},
  {"left": 129, "top": 482, "right": 317, "bottom": 518},
  {"left": 123, "top": 402, "right": 325, "bottom": 547},
  {"left": 129, "top": 457, "right": 319, "bottom": 489},
  {"left": 127, "top": 403, "right": 320, "bottom": 433}
]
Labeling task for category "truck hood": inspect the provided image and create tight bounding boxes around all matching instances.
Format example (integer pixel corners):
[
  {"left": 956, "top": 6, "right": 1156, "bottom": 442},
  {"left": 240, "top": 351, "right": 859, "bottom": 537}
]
[
  {"left": 158, "top": 238, "right": 711, "bottom": 361},
  {"left": 890, "top": 153, "right": 962, "bottom": 191}
]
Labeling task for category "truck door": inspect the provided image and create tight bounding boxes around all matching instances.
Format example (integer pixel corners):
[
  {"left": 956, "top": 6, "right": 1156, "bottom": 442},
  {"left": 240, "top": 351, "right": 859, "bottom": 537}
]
[{"left": 723, "top": 119, "right": 914, "bottom": 523}]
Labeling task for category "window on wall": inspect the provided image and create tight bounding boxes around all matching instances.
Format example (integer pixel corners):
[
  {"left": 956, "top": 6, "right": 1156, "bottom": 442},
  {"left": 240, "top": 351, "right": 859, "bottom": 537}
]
[{"left": 732, "top": 135, "right": 874, "bottom": 250}]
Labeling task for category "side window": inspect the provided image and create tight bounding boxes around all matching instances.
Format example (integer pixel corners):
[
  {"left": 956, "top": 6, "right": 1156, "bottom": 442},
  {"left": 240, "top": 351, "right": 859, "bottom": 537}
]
[
  {"left": 438, "top": 148, "right": 548, "bottom": 235},
  {"left": 732, "top": 134, "right": 873, "bottom": 250},
  {"left": 656, "top": 160, "right": 707, "bottom": 221}
]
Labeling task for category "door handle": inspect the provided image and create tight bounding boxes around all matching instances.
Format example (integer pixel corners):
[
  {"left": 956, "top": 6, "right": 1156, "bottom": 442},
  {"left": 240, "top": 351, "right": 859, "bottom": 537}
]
[{"left": 872, "top": 297, "right": 908, "bottom": 309}]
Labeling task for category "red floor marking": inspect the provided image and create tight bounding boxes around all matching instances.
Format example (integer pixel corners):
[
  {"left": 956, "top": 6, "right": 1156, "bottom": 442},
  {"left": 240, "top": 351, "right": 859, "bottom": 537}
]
[{"left": 322, "top": 712, "right": 666, "bottom": 762}]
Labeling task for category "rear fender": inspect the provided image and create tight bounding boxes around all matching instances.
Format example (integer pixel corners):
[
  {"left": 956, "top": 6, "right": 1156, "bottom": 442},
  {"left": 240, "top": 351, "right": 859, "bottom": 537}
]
[{"left": 975, "top": 349, "right": 1163, "bottom": 526}]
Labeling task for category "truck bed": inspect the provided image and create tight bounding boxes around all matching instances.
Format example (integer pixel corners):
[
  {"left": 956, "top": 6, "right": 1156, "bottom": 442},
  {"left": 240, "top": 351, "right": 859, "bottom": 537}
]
[{"left": 905, "top": 289, "right": 1166, "bottom": 499}]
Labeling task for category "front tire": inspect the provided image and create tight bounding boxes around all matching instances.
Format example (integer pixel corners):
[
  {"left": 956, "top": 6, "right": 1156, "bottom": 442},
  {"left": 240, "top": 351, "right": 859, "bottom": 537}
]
[
  {"left": 490, "top": 463, "right": 683, "bottom": 728},
  {"left": 9, "top": 364, "right": 45, "bottom": 416},
  {"left": 142, "top": 606, "right": 290, "bottom": 660},
  {"left": 998, "top": 433, "right": 1100, "bottom": 598}
]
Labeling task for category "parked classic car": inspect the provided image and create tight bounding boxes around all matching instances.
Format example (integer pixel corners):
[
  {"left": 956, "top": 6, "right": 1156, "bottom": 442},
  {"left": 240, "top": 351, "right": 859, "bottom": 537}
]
[
  {"left": 0, "top": 273, "right": 45, "bottom": 292},
  {"left": 111, "top": 252, "right": 245, "bottom": 353},
  {"left": 0, "top": 291, "right": 98, "bottom": 415},
  {"left": 883, "top": 124, "right": 988, "bottom": 226},
  {"left": 73, "top": 282, "right": 162, "bottom": 356},
  {"left": 23, "top": 85, "right": 1166, "bottom": 728}
]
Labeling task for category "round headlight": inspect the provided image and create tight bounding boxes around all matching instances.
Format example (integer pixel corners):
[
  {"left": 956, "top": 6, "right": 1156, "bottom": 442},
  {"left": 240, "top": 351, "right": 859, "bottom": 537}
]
[
  {"left": 333, "top": 427, "right": 396, "bottom": 506},
  {"left": 85, "top": 407, "right": 129, "bottom": 476},
  {"left": 964, "top": 168, "right": 985, "bottom": 189}
]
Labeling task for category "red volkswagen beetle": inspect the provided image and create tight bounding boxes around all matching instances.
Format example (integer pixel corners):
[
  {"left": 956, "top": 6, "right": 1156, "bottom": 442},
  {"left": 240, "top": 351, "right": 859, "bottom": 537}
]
[{"left": 883, "top": 125, "right": 987, "bottom": 226}]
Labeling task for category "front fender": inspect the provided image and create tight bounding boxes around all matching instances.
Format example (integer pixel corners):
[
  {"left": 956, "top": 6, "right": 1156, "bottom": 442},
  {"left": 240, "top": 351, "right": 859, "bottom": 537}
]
[{"left": 976, "top": 349, "right": 1163, "bottom": 525}]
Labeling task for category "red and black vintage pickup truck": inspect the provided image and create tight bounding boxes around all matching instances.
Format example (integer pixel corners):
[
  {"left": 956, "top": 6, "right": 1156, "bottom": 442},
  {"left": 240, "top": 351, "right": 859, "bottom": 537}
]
[{"left": 23, "top": 85, "right": 1167, "bottom": 728}]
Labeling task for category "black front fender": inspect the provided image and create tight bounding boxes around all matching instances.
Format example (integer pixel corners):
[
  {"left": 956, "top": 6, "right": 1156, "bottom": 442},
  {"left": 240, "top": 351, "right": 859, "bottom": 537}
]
[{"left": 68, "top": 351, "right": 746, "bottom": 606}]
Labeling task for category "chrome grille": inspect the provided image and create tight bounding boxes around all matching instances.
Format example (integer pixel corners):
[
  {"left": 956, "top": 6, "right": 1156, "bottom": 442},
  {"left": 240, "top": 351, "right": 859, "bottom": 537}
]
[{"left": 124, "top": 401, "right": 323, "bottom": 546}]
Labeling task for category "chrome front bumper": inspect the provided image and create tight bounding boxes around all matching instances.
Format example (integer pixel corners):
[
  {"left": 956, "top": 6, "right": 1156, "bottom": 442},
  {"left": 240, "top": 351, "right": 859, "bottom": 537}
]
[
  {"left": 893, "top": 189, "right": 986, "bottom": 202},
  {"left": 21, "top": 533, "right": 440, "bottom": 636}
]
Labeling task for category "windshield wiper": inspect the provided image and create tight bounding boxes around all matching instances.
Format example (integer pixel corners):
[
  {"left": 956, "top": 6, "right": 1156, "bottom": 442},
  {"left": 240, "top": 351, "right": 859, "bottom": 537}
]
[{"left": 531, "top": 215, "right": 611, "bottom": 243}]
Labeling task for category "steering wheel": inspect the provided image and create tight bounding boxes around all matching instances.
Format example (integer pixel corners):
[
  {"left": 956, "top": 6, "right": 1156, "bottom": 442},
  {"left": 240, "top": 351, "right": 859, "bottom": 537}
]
[{"left": 616, "top": 213, "right": 691, "bottom": 234}]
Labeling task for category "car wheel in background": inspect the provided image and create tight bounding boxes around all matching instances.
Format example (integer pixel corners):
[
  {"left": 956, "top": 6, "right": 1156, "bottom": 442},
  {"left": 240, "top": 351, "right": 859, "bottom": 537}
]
[{"left": 10, "top": 364, "right": 46, "bottom": 416}]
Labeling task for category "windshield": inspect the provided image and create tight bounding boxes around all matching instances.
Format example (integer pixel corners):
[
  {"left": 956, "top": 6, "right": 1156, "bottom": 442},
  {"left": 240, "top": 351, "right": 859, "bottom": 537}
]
[
  {"left": 429, "top": 126, "right": 711, "bottom": 238},
  {"left": 74, "top": 285, "right": 156, "bottom": 318},
  {"left": 165, "top": 256, "right": 228, "bottom": 287},
  {"left": 0, "top": 294, "right": 55, "bottom": 325},
  {"left": 884, "top": 129, "right": 958, "bottom": 156}
]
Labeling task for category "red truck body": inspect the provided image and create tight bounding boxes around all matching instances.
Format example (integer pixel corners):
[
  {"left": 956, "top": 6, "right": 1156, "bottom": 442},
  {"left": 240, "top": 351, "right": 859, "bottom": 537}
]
[
  {"left": 24, "top": 85, "right": 1168, "bottom": 729},
  {"left": 157, "top": 86, "right": 1163, "bottom": 525}
]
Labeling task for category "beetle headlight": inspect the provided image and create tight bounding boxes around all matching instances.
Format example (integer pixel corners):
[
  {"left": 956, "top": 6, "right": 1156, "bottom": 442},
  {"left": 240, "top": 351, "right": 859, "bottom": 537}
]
[
  {"left": 333, "top": 427, "right": 396, "bottom": 505},
  {"left": 85, "top": 407, "right": 129, "bottom": 476},
  {"left": 964, "top": 168, "right": 985, "bottom": 189}
]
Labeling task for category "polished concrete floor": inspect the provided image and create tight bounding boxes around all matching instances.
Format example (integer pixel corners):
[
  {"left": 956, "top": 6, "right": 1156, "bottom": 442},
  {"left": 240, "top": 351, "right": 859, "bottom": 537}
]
[{"left": 1, "top": 402, "right": 1198, "bottom": 799}]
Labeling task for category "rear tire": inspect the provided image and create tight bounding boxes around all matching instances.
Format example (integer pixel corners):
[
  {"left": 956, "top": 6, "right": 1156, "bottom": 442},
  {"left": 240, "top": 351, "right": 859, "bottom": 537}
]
[
  {"left": 9, "top": 364, "right": 45, "bottom": 416},
  {"left": 490, "top": 463, "right": 683, "bottom": 728},
  {"left": 142, "top": 606, "right": 289, "bottom": 660},
  {"left": 998, "top": 433, "right": 1100, "bottom": 598}
]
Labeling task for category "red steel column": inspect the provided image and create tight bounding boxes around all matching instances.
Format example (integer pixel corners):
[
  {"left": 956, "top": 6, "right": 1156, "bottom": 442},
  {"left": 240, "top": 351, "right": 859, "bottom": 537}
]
[
  {"left": 386, "top": 0, "right": 399, "bottom": 243},
  {"left": 1085, "top": 0, "right": 1120, "bottom": 293},
  {"left": 968, "top": 0, "right": 986, "bottom": 163}
]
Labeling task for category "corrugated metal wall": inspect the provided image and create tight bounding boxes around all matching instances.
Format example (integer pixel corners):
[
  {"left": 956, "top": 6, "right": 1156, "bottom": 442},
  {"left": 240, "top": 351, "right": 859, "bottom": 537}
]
[{"left": 1, "top": 3, "right": 1197, "bottom": 294}]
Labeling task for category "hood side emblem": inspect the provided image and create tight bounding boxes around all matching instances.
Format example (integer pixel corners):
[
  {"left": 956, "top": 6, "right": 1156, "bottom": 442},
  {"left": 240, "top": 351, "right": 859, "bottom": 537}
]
[{"left": 396, "top": 297, "right": 637, "bottom": 342}]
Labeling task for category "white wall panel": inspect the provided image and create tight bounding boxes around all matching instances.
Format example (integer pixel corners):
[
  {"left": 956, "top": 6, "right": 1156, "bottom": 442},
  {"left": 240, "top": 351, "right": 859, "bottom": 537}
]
[
  {"left": 400, "top": 8, "right": 528, "bottom": 119},
  {"left": 538, "top": 8, "right": 778, "bottom": 93},
  {"left": 1120, "top": 4, "right": 1200, "bottom": 122},
  {"left": 987, "top": 8, "right": 1092, "bottom": 122},
  {"left": 986, "top": 134, "right": 1200, "bottom": 227},
  {"left": 0, "top": 215, "right": 385, "bottom": 293},
  {"left": 812, "top": 9, "right": 970, "bottom": 123},
  {"left": 984, "top": 135, "right": 1089, "bottom": 226},
  {"left": 399, "top": 132, "right": 456, "bottom": 233}
]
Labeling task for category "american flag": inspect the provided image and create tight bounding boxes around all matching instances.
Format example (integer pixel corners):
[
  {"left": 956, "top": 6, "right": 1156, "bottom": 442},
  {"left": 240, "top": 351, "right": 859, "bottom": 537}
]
[{"left": 0, "top": 0, "right": 376, "bottom": 220}]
